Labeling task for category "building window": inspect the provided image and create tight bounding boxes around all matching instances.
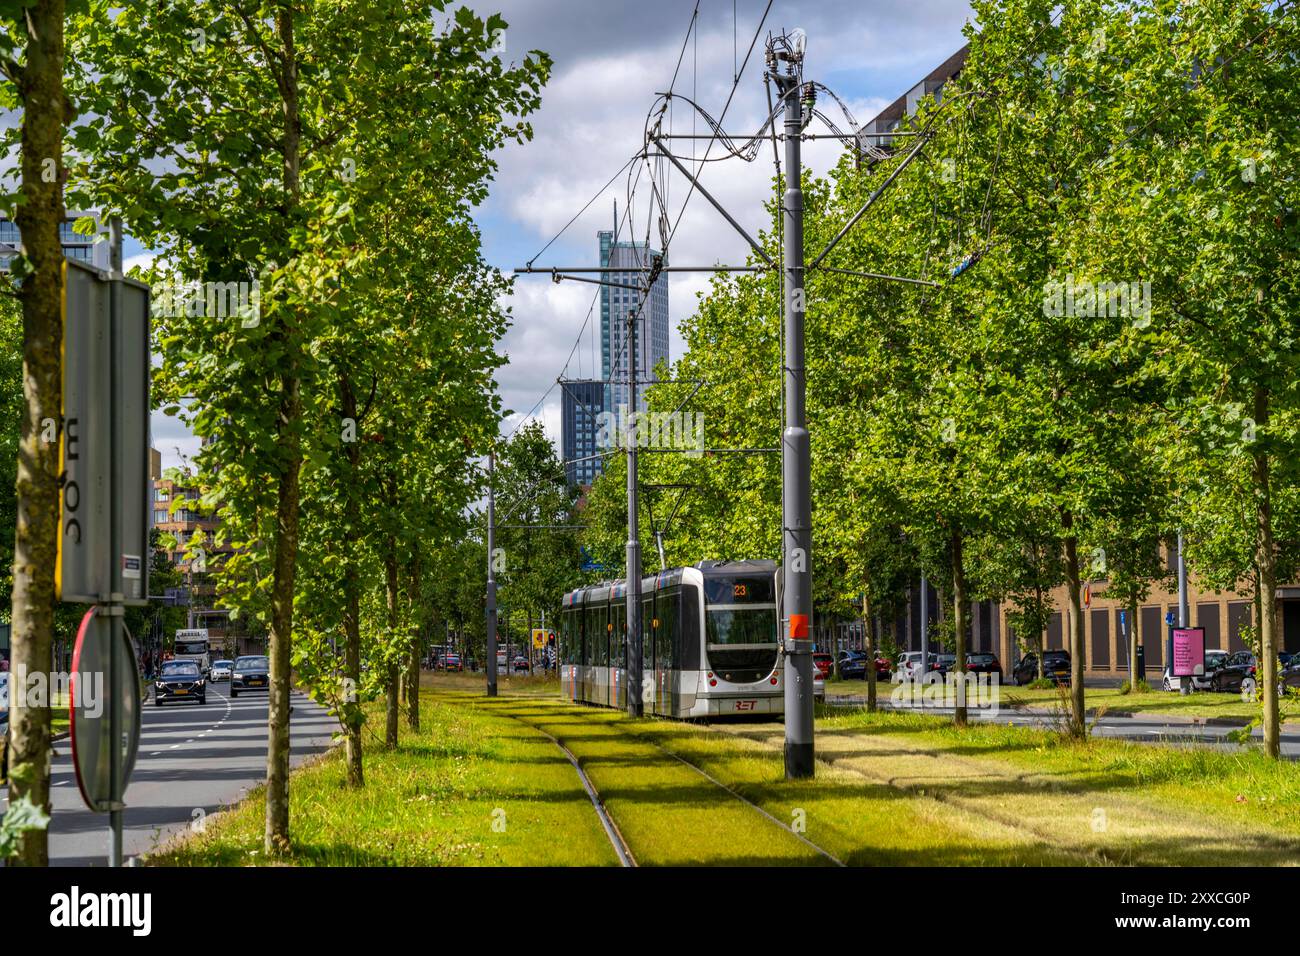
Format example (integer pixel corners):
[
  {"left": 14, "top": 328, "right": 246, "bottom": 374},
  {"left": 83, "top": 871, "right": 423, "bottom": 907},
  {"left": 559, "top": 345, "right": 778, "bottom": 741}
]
[{"left": 153, "top": 509, "right": 168, "bottom": 524}]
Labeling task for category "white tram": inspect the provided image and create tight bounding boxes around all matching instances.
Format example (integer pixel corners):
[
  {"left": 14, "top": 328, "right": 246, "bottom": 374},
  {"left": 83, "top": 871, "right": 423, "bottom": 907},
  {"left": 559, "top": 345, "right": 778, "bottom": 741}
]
[{"left": 559, "top": 560, "right": 783, "bottom": 717}]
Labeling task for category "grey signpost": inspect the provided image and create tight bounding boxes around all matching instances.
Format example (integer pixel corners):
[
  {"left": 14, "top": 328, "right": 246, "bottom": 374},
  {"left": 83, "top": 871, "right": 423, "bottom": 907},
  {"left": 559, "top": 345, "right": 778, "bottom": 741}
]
[{"left": 60, "top": 247, "right": 150, "bottom": 866}]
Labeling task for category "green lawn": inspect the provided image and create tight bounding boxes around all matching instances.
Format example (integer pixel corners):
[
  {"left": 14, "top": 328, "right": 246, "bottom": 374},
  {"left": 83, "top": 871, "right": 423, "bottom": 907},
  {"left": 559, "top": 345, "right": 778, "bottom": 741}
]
[
  {"left": 826, "top": 676, "right": 1300, "bottom": 722},
  {"left": 151, "top": 677, "right": 1300, "bottom": 867},
  {"left": 149, "top": 690, "right": 619, "bottom": 866},
  {"left": 799, "top": 705, "right": 1300, "bottom": 863}
]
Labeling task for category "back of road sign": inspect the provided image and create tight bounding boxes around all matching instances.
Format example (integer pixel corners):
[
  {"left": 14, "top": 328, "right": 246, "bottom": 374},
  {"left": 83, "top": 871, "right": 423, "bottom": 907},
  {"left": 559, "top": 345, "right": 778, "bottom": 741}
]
[
  {"left": 70, "top": 607, "right": 142, "bottom": 811},
  {"left": 57, "top": 260, "right": 150, "bottom": 605}
]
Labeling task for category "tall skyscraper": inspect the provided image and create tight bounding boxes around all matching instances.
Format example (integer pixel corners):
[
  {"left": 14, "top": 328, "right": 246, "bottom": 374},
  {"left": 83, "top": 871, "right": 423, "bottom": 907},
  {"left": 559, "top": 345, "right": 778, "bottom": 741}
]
[
  {"left": 599, "top": 230, "right": 668, "bottom": 413},
  {"left": 561, "top": 379, "right": 605, "bottom": 487}
]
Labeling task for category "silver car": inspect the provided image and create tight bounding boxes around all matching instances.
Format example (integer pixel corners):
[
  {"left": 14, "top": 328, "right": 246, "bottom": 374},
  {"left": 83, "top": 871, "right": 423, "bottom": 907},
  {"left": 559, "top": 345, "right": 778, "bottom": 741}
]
[{"left": 210, "top": 659, "right": 233, "bottom": 681}]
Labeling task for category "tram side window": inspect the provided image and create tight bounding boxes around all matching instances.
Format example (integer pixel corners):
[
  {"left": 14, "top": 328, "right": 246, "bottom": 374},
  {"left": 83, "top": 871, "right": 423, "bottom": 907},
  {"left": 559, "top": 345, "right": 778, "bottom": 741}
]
[
  {"left": 612, "top": 602, "right": 625, "bottom": 666},
  {"left": 643, "top": 596, "right": 654, "bottom": 672},
  {"left": 657, "top": 588, "right": 676, "bottom": 669},
  {"left": 597, "top": 604, "right": 609, "bottom": 666},
  {"left": 678, "top": 585, "right": 700, "bottom": 670},
  {"left": 583, "top": 604, "right": 592, "bottom": 666}
]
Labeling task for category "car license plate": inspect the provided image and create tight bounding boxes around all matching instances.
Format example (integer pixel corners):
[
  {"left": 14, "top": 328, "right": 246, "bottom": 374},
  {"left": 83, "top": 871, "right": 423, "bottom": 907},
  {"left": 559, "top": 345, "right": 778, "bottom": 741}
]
[
  {"left": 174, "top": 688, "right": 188, "bottom": 695},
  {"left": 250, "top": 678, "right": 264, "bottom": 685}
]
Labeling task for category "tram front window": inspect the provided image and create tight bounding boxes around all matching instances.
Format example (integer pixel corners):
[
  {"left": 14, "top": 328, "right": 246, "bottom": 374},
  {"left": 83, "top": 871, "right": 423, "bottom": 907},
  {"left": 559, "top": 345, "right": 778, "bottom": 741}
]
[{"left": 704, "top": 575, "right": 778, "bottom": 682}]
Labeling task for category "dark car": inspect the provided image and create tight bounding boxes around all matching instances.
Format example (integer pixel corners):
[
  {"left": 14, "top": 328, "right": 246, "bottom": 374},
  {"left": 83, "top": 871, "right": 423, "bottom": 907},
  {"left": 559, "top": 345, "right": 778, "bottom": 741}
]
[
  {"left": 936, "top": 653, "right": 956, "bottom": 676},
  {"left": 1211, "top": 653, "right": 1300, "bottom": 696},
  {"left": 1210, "top": 652, "right": 1257, "bottom": 693},
  {"left": 443, "top": 653, "right": 463, "bottom": 672},
  {"left": 966, "top": 652, "right": 1003, "bottom": 678},
  {"left": 230, "top": 655, "right": 270, "bottom": 697},
  {"left": 836, "top": 651, "right": 868, "bottom": 680},
  {"left": 512, "top": 655, "right": 529, "bottom": 673},
  {"left": 154, "top": 659, "right": 207, "bottom": 706},
  {"left": 812, "top": 653, "right": 834, "bottom": 680},
  {"left": 1012, "top": 650, "right": 1071, "bottom": 686}
]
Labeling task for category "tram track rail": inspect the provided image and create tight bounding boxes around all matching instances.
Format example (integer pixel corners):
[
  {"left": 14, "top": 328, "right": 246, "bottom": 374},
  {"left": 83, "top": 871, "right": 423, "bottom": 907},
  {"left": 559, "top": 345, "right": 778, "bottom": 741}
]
[
  {"left": 625, "top": 727, "right": 846, "bottom": 866},
  {"left": 708, "top": 720, "right": 1139, "bottom": 866},
  {"left": 520, "top": 717, "right": 637, "bottom": 867},
  {"left": 500, "top": 699, "right": 844, "bottom": 866}
]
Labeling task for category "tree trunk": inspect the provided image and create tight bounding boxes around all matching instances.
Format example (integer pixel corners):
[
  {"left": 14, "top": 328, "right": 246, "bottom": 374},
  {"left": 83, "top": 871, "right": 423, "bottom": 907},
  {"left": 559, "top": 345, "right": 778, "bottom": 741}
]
[
  {"left": 338, "top": 372, "right": 363, "bottom": 787},
  {"left": 384, "top": 536, "right": 400, "bottom": 749},
  {"left": 7, "top": 0, "right": 68, "bottom": 868},
  {"left": 951, "top": 530, "right": 968, "bottom": 727},
  {"left": 865, "top": 605, "right": 878, "bottom": 713},
  {"left": 1034, "top": 576, "right": 1046, "bottom": 681},
  {"left": 1127, "top": 597, "right": 1139, "bottom": 691},
  {"left": 264, "top": 375, "right": 301, "bottom": 854},
  {"left": 264, "top": 5, "right": 303, "bottom": 856},
  {"left": 1252, "top": 386, "right": 1280, "bottom": 758},
  {"left": 1062, "top": 526, "right": 1086, "bottom": 737},
  {"left": 405, "top": 546, "right": 422, "bottom": 732}
]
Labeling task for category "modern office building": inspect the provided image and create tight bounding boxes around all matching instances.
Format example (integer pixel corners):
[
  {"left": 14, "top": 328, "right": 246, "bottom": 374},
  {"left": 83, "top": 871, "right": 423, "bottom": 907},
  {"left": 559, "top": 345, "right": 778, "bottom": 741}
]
[
  {"left": 599, "top": 230, "right": 668, "bottom": 413},
  {"left": 0, "top": 210, "right": 112, "bottom": 271},
  {"left": 856, "top": 45, "right": 969, "bottom": 159},
  {"left": 561, "top": 378, "right": 605, "bottom": 487}
]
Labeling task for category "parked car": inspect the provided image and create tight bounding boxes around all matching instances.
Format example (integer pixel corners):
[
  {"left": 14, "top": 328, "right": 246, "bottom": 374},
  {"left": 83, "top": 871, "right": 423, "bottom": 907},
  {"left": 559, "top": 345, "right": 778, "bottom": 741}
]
[
  {"left": 230, "top": 655, "right": 270, "bottom": 697},
  {"left": 1011, "top": 650, "right": 1071, "bottom": 686},
  {"left": 210, "top": 659, "right": 233, "bottom": 682},
  {"left": 836, "top": 651, "right": 868, "bottom": 680},
  {"left": 895, "top": 651, "right": 941, "bottom": 681},
  {"left": 154, "top": 659, "right": 207, "bottom": 706},
  {"left": 936, "top": 653, "right": 956, "bottom": 676},
  {"left": 812, "top": 664, "right": 825, "bottom": 702},
  {"left": 965, "top": 652, "right": 1003, "bottom": 678},
  {"left": 443, "top": 653, "right": 463, "bottom": 672},
  {"left": 1161, "top": 649, "right": 1229, "bottom": 691},
  {"left": 812, "top": 653, "right": 834, "bottom": 681},
  {"left": 1211, "top": 653, "right": 1300, "bottom": 697},
  {"left": 874, "top": 654, "right": 893, "bottom": 680}
]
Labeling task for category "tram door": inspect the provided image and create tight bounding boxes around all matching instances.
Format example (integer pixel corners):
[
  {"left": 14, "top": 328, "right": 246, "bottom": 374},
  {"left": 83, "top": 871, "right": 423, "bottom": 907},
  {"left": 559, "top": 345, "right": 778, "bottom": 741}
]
[
  {"left": 582, "top": 603, "right": 596, "bottom": 703},
  {"left": 642, "top": 592, "right": 654, "bottom": 715},
  {"left": 656, "top": 588, "right": 676, "bottom": 716},
  {"left": 610, "top": 602, "right": 625, "bottom": 708}
]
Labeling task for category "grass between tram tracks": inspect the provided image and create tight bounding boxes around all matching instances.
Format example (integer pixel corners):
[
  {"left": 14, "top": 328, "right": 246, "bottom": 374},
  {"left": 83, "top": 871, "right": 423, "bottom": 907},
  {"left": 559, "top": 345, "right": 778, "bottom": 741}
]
[{"left": 151, "top": 672, "right": 1300, "bottom": 866}]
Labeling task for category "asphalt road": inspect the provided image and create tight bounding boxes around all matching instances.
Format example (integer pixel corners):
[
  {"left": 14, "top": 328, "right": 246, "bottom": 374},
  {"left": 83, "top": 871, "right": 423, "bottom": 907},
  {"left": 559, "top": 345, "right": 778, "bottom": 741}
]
[
  {"left": 828, "top": 694, "right": 1300, "bottom": 758},
  {"left": 2, "top": 681, "right": 334, "bottom": 866}
]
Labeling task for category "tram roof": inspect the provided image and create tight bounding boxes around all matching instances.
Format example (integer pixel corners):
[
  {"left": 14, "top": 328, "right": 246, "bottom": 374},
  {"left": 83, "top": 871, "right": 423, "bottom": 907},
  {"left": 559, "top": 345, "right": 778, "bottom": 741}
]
[{"left": 563, "top": 560, "right": 776, "bottom": 606}]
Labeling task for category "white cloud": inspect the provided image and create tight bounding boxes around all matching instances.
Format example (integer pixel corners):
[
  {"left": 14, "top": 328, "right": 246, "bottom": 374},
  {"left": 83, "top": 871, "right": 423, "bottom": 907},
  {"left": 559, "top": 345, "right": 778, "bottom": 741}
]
[{"left": 487, "top": 1, "right": 975, "bottom": 449}]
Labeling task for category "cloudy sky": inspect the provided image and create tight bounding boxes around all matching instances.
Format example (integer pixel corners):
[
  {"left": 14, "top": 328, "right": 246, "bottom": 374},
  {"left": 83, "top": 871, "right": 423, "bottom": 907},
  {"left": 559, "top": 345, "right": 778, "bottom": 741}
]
[
  {"left": 151, "top": 0, "right": 977, "bottom": 469},
  {"left": 479, "top": 0, "right": 975, "bottom": 449}
]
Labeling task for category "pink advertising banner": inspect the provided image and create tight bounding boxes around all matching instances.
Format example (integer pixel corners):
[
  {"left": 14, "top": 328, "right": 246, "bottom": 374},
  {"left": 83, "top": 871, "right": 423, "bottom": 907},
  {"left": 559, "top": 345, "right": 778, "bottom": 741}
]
[{"left": 1171, "top": 627, "right": 1206, "bottom": 678}]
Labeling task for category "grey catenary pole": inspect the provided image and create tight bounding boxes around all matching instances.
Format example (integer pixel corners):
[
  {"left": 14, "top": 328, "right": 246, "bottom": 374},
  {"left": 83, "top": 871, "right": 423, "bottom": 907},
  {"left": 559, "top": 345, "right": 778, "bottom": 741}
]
[
  {"left": 625, "top": 306, "right": 644, "bottom": 717},
  {"left": 486, "top": 451, "right": 498, "bottom": 698},
  {"left": 773, "top": 41, "right": 815, "bottom": 779}
]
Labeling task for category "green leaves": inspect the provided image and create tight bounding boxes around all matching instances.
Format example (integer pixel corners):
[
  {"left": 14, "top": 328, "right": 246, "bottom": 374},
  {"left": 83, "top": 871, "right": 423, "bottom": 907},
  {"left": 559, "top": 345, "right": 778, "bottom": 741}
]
[{"left": 0, "top": 794, "right": 50, "bottom": 860}]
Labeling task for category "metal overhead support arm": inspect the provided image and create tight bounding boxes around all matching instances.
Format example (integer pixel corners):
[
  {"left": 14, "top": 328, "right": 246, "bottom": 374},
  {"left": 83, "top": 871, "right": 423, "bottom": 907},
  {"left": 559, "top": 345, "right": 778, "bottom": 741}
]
[
  {"left": 807, "top": 130, "right": 932, "bottom": 272},
  {"left": 649, "top": 134, "right": 774, "bottom": 267}
]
